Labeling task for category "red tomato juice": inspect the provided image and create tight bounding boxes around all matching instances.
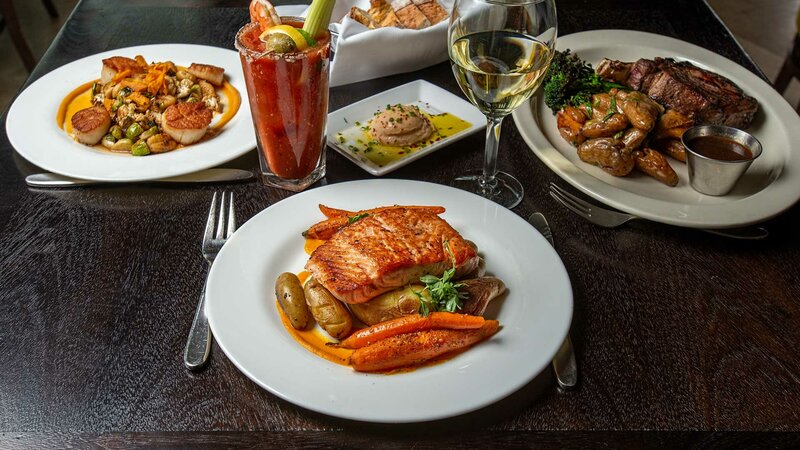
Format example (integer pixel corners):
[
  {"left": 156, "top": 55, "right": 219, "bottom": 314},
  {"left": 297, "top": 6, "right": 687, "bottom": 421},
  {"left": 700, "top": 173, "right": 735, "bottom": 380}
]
[{"left": 237, "top": 20, "right": 330, "bottom": 180}]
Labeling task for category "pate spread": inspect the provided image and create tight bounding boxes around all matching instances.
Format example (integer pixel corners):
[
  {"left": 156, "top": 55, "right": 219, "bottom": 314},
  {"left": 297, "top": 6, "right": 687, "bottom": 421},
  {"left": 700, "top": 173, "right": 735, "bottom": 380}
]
[{"left": 369, "top": 104, "right": 433, "bottom": 147}]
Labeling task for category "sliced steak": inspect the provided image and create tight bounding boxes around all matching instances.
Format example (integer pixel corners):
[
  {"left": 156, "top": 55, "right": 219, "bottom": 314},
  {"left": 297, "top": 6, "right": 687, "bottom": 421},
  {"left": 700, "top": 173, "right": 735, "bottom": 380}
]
[
  {"left": 596, "top": 57, "right": 758, "bottom": 129},
  {"left": 627, "top": 58, "right": 659, "bottom": 91}
]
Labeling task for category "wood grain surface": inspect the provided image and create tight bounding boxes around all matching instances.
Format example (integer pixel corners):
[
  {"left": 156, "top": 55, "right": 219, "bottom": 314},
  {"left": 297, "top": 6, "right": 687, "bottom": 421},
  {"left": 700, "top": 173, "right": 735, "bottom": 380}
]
[{"left": 1, "top": 0, "right": 799, "bottom": 447}]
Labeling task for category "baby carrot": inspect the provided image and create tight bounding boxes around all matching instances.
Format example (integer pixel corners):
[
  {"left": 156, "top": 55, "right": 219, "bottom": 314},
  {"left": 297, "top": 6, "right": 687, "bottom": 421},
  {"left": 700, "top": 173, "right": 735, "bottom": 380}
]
[
  {"left": 337, "top": 312, "right": 485, "bottom": 349},
  {"left": 350, "top": 320, "right": 500, "bottom": 372}
]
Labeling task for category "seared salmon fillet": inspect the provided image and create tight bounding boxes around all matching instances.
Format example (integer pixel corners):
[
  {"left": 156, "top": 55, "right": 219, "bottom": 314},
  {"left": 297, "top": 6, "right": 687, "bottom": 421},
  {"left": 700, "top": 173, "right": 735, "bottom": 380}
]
[{"left": 305, "top": 207, "right": 479, "bottom": 304}]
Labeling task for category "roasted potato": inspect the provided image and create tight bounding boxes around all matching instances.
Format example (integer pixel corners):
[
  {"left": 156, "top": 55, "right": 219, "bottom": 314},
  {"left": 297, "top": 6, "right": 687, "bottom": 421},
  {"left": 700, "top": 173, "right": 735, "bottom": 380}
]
[
  {"left": 652, "top": 109, "right": 694, "bottom": 141},
  {"left": 556, "top": 106, "right": 588, "bottom": 146},
  {"left": 634, "top": 148, "right": 679, "bottom": 186},
  {"left": 348, "top": 285, "right": 429, "bottom": 326},
  {"left": 275, "top": 272, "right": 311, "bottom": 330},
  {"left": 615, "top": 90, "right": 662, "bottom": 131},
  {"left": 577, "top": 137, "right": 635, "bottom": 176},
  {"left": 582, "top": 113, "right": 629, "bottom": 139},
  {"left": 652, "top": 139, "right": 687, "bottom": 163},
  {"left": 304, "top": 278, "right": 352, "bottom": 339}
]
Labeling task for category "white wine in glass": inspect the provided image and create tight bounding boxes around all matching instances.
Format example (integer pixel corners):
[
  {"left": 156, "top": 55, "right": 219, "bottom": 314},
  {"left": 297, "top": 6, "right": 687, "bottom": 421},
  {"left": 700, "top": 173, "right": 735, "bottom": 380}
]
[{"left": 448, "top": 0, "right": 557, "bottom": 208}]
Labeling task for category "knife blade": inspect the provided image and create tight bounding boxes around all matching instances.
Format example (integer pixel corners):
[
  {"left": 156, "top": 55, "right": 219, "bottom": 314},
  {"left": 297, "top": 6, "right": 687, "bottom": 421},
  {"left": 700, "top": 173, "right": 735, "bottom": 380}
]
[
  {"left": 25, "top": 168, "right": 254, "bottom": 187},
  {"left": 528, "top": 212, "right": 578, "bottom": 391}
]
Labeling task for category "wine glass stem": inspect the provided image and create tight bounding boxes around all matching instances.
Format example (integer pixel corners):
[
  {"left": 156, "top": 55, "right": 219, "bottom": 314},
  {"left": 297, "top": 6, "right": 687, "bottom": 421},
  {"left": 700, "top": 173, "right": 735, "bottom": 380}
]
[{"left": 480, "top": 115, "right": 504, "bottom": 193}]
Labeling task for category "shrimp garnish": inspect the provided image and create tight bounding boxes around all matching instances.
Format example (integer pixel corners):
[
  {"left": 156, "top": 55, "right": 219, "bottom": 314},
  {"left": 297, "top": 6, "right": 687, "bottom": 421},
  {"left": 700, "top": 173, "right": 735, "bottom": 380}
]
[{"left": 250, "top": 0, "right": 281, "bottom": 31}]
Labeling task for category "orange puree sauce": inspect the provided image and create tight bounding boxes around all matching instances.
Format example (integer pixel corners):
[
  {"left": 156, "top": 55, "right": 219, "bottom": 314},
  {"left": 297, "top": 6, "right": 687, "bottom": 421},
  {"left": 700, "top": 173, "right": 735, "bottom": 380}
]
[
  {"left": 304, "top": 239, "right": 325, "bottom": 255},
  {"left": 56, "top": 76, "right": 241, "bottom": 141},
  {"left": 276, "top": 300, "right": 353, "bottom": 366}
]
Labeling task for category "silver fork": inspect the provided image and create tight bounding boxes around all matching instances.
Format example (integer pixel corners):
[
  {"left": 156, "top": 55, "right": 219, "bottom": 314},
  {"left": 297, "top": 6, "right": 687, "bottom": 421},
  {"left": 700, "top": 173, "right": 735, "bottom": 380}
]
[
  {"left": 183, "top": 191, "right": 237, "bottom": 370},
  {"left": 549, "top": 183, "right": 769, "bottom": 240}
]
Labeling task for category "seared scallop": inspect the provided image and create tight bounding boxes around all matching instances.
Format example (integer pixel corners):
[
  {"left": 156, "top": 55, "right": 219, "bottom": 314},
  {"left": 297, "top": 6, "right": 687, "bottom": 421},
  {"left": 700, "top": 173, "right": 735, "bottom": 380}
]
[
  {"left": 187, "top": 63, "right": 225, "bottom": 86},
  {"left": 100, "top": 56, "right": 145, "bottom": 84},
  {"left": 71, "top": 105, "right": 111, "bottom": 145},
  {"left": 161, "top": 102, "right": 213, "bottom": 145}
]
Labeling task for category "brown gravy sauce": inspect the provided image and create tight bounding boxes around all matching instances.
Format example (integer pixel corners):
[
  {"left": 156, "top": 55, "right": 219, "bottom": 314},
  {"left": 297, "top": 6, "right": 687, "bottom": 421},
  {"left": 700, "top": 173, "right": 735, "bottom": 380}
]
[{"left": 688, "top": 135, "right": 752, "bottom": 161}]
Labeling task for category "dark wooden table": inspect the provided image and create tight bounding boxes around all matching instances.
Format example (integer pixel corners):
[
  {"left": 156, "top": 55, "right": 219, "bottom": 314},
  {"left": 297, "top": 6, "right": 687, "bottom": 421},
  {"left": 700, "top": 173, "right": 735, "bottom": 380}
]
[{"left": 1, "top": 0, "right": 799, "bottom": 447}]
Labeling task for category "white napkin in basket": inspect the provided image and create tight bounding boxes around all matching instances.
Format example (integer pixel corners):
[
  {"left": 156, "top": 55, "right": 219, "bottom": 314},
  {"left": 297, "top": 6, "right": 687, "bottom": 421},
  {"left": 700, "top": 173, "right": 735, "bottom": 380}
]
[{"left": 277, "top": 1, "right": 451, "bottom": 87}]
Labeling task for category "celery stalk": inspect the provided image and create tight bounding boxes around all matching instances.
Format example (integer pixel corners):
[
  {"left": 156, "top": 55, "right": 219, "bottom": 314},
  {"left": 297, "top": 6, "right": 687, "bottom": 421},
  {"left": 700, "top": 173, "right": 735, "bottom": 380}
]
[{"left": 302, "top": 0, "right": 335, "bottom": 39}]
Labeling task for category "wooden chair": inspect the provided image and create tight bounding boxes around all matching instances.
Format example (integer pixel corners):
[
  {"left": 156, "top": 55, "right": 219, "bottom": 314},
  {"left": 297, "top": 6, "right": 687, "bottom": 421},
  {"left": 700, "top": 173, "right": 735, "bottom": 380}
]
[{"left": 0, "top": 0, "right": 59, "bottom": 72}]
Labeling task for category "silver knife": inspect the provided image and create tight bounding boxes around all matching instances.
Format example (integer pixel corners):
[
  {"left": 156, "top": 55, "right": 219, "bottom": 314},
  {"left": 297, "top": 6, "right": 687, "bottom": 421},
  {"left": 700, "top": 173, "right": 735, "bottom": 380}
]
[
  {"left": 529, "top": 212, "right": 578, "bottom": 391},
  {"left": 25, "top": 168, "right": 254, "bottom": 187}
]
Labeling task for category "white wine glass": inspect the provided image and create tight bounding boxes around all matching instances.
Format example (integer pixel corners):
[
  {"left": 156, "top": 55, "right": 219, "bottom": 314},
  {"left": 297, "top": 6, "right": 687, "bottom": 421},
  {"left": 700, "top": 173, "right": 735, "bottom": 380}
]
[{"left": 448, "top": 0, "right": 557, "bottom": 208}]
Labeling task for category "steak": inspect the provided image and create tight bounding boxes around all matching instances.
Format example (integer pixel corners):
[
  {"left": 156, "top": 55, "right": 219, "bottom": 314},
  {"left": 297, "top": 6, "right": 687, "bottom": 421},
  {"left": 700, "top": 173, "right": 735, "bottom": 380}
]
[
  {"left": 596, "top": 57, "right": 758, "bottom": 128},
  {"left": 305, "top": 207, "right": 479, "bottom": 304}
]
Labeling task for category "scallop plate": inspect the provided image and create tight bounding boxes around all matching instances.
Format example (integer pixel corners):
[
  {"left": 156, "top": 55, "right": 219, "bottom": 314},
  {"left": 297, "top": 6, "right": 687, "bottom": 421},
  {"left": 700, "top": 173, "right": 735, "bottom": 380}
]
[{"left": 7, "top": 44, "right": 254, "bottom": 182}]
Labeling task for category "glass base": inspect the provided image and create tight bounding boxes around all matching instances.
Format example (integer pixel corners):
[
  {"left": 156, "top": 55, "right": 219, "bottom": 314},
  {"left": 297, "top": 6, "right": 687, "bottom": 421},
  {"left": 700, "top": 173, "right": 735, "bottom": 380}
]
[
  {"left": 451, "top": 170, "right": 524, "bottom": 208},
  {"left": 257, "top": 144, "right": 326, "bottom": 192},
  {"left": 259, "top": 165, "right": 325, "bottom": 192}
]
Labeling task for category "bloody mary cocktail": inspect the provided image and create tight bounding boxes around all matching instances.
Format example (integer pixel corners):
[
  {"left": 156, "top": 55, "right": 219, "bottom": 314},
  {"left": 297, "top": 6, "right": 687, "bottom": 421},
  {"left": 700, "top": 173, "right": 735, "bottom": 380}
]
[{"left": 236, "top": 18, "right": 330, "bottom": 191}]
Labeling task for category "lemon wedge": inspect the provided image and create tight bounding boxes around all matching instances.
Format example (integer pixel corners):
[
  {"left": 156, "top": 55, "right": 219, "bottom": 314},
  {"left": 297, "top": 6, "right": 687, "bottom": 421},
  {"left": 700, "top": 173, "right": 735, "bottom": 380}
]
[{"left": 260, "top": 25, "right": 310, "bottom": 51}]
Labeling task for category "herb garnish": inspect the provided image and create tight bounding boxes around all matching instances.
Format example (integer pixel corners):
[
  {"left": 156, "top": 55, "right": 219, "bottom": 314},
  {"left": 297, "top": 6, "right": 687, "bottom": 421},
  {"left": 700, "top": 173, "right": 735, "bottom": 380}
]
[
  {"left": 602, "top": 96, "right": 617, "bottom": 122},
  {"left": 348, "top": 213, "right": 369, "bottom": 224},
  {"left": 414, "top": 240, "right": 468, "bottom": 316}
]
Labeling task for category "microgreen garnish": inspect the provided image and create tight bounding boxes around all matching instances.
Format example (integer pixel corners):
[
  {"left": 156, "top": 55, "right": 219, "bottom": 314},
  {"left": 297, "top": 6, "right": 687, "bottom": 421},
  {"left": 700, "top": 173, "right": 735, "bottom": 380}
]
[
  {"left": 348, "top": 213, "right": 369, "bottom": 224},
  {"left": 415, "top": 240, "right": 468, "bottom": 317},
  {"left": 602, "top": 96, "right": 617, "bottom": 122}
]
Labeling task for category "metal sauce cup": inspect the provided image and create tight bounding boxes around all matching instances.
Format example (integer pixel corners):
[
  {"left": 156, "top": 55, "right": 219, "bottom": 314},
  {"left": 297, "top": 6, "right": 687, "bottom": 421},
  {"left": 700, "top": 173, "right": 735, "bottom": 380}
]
[{"left": 681, "top": 125, "right": 762, "bottom": 196}]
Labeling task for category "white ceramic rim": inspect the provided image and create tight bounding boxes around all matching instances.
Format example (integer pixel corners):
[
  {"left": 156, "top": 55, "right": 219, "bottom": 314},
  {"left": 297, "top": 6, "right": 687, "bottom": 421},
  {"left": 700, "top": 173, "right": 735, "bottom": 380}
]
[
  {"left": 205, "top": 179, "right": 573, "bottom": 423},
  {"left": 512, "top": 29, "right": 800, "bottom": 228},
  {"left": 6, "top": 44, "right": 255, "bottom": 182},
  {"left": 326, "top": 80, "right": 485, "bottom": 176}
]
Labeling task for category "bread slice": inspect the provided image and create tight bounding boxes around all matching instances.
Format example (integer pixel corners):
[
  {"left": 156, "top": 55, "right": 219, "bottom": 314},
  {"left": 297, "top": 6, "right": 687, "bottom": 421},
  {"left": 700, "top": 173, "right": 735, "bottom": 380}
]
[
  {"left": 391, "top": 0, "right": 431, "bottom": 30},
  {"left": 414, "top": 0, "right": 448, "bottom": 25},
  {"left": 369, "top": 0, "right": 404, "bottom": 28},
  {"left": 348, "top": 6, "right": 376, "bottom": 28}
]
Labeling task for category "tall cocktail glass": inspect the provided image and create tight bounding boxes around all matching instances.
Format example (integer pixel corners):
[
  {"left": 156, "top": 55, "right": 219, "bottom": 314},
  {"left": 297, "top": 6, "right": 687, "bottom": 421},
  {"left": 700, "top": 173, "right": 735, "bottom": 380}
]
[{"left": 235, "top": 18, "right": 330, "bottom": 192}]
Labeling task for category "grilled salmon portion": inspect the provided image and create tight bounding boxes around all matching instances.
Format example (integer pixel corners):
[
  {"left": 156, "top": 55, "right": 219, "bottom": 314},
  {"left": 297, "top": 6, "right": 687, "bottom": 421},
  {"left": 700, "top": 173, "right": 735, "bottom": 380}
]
[{"left": 305, "top": 208, "right": 479, "bottom": 304}]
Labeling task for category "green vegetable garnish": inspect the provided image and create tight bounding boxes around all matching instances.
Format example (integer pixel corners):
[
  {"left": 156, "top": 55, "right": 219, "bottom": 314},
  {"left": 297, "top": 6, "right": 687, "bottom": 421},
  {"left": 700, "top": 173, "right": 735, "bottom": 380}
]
[
  {"left": 347, "top": 213, "right": 369, "bottom": 224},
  {"left": 125, "top": 123, "right": 144, "bottom": 140},
  {"left": 415, "top": 240, "right": 468, "bottom": 317},
  {"left": 602, "top": 96, "right": 617, "bottom": 122},
  {"left": 542, "top": 49, "right": 627, "bottom": 114},
  {"left": 302, "top": 0, "right": 335, "bottom": 39},
  {"left": 296, "top": 29, "right": 318, "bottom": 47},
  {"left": 131, "top": 141, "right": 150, "bottom": 156}
]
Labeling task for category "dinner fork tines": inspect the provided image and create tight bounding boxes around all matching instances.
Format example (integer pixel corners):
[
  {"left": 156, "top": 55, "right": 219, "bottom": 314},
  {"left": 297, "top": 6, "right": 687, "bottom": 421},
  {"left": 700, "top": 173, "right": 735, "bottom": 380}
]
[
  {"left": 548, "top": 182, "right": 768, "bottom": 240},
  {"left": 184, "top": 191, "right": 237, "bottom": 371},
  {"left": 549, "top": 183, "right": 633, "bottom": 228}
]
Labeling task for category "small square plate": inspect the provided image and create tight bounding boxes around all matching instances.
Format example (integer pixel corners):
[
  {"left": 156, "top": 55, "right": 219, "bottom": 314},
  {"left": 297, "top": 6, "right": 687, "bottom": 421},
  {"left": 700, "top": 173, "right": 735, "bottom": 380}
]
[{"left": 327, "top": 80, "right": 484, "bottom": 176}]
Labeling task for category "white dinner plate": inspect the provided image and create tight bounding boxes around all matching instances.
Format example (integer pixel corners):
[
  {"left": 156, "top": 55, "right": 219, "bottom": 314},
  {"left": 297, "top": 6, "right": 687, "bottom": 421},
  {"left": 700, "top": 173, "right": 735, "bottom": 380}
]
[
  {"left": 327, "top": 80, "right": 485, "bottom": 176},
  {"left": 512, "top": 30, "right": 800, "bottom": 228},
  {"left": 205, "top": 179, "right": 573, "bottom": 423},
  {"left": 6, "top": 44, "right": 254, "bottom": 182}
]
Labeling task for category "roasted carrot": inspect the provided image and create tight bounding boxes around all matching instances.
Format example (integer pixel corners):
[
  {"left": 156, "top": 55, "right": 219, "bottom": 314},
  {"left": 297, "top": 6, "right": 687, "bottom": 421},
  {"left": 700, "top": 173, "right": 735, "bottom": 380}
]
[
  {"left": 318, "top": 204, "right": 350, "bottom": 218},
  {"left": 337, "top": 312, "right": 485, "bottom": 349},
  {"left": 302, "top": 216, "right": 349, "bottom": 239},
  {"left": 304, "top": 205, "right": 447, "bottom": 239},
  {"left": 349, "top": 320, "right": 500, "bottom": 372}
]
